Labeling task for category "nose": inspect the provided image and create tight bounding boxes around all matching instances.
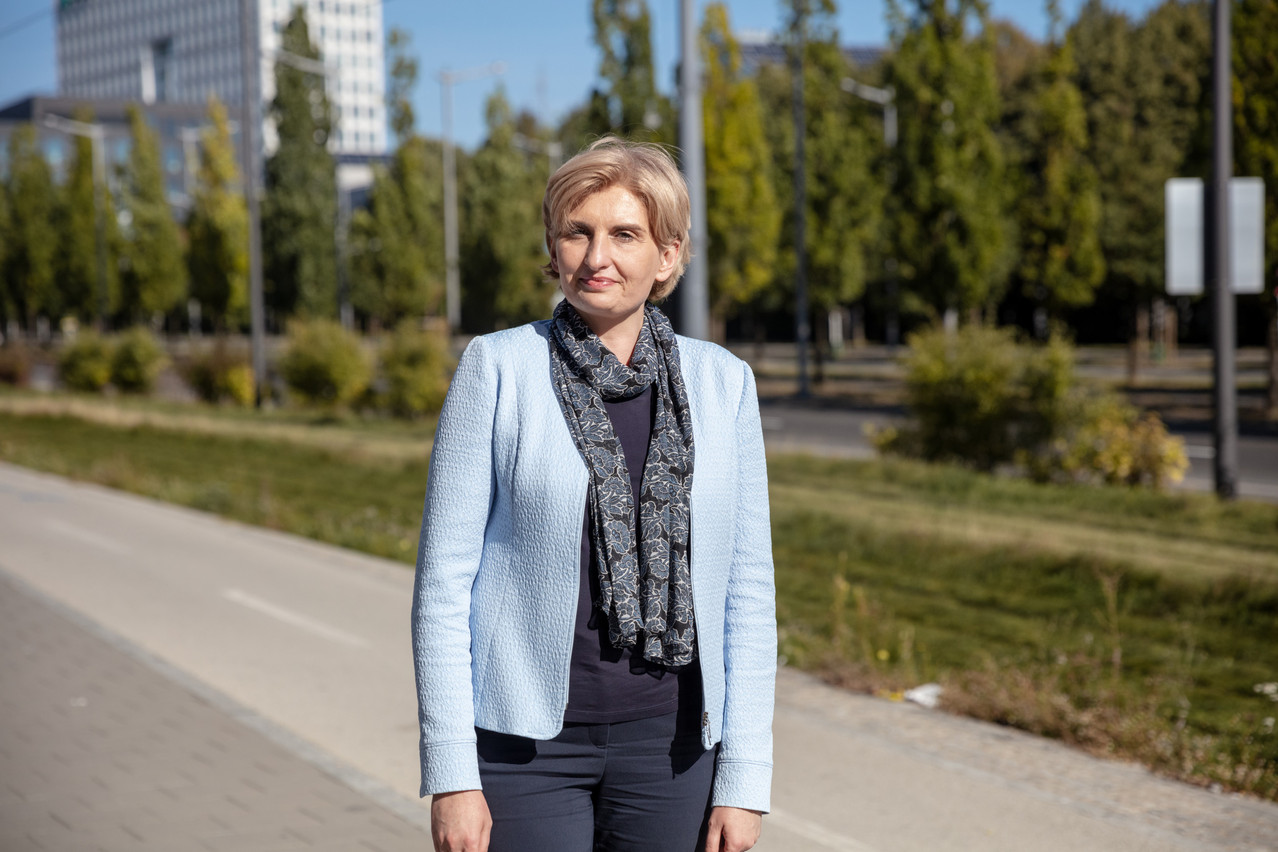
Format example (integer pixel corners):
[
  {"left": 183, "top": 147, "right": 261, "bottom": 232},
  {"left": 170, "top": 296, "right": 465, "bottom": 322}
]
[{"left": 585, "top": 234, "right": 610, "bottom": 270}]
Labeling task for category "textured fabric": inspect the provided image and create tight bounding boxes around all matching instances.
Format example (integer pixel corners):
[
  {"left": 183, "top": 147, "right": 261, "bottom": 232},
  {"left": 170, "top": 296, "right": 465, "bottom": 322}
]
[
  {"left": 411, "top": 320, "right": 776, "bottom": 812},
  {"left": 548, "top": 301, "right": 696, "bottom": 668},
  {"left": 477, "top": 711, "right": 714, "bottom": 852}
]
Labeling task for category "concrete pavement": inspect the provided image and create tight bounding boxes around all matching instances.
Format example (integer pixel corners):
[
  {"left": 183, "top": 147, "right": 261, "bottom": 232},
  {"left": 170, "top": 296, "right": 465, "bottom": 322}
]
[{"left": 2, "top": 461, "right": 1277, "bottom": 851}]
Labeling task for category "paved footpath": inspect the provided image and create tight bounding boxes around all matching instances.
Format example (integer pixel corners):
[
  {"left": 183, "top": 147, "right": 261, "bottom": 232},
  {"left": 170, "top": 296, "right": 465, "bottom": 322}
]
[{"left": 2, "top": 460, "right": 1277, "bottom": 851}]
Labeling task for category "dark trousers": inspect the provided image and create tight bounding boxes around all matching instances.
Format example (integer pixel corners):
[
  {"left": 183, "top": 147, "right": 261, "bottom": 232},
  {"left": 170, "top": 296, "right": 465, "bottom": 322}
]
[{"left": 476, "top": 711, "right": 716, "bottom": 852}]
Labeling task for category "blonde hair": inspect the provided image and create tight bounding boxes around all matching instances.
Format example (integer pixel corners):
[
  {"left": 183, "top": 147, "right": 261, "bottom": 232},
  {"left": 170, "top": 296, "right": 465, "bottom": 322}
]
[{"left": 542, "top": 137, "right": 691, "bottom": 301}]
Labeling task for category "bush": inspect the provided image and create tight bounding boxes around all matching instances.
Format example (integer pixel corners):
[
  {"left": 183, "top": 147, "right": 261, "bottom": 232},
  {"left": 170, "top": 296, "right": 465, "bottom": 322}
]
[
  {"left": 278, "top": 320, "right": 371, "bottom": 407},
  {"left": 110, "top": 327, "right": 168, "bottom": 394},
  {"left": 380, "top": 321, "right": 451, "bottom": 418},
  {"left": 58, "top": 332, "right": 112, "bottom": 392},
  {"left": 184, "top": 340, "right": 255, "bottom": 406},
  {"left": 878, "top": 324, "right": 1188, "bottom": 490},
  {"left": 0, "top": 343, "right": 32, "bottom": 387},
  {"left": 877, "top": 325, "right": 1073, "bottom": 471}
]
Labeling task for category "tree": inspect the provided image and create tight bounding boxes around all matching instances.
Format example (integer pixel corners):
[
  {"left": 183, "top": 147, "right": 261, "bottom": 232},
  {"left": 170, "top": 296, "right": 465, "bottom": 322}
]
[
  {"left": 1013, "top": 0, "right": 1104, "bottom": 325},
  {"left": 1233, "top": 0, "right": 1278, "bottom": 416},
  {"left": 186, "top": 96, "right": 248, "bottom": 332},
  {"left": 262, "top": 6, "right": 338, "bottom": 321},
  {"left": 119, "top": 105, "right": 185, "bottom": 324},
  {"left": 561, "top": 0, "right": 673, "bottom": 149},
  {"left": 3, "top": 124, "right": 59, "bottom": 331},
  {"left": 347, "top": 28, "right": 443, "bottom": 327},
  {"left": 885, "top": 0, "right": 1010, "bottom": 321},
  {"left": 53, "top": 110, "right": 116, "bottom": 325},
  {"left": 1070, "top": 0, "right": 1209, "bottom": 366},
  {"left": 460, "top": 89, "right": 553, "bottom": 332},
  {"left": 700, "top": 3, "right": 781, "bottom": 338}
]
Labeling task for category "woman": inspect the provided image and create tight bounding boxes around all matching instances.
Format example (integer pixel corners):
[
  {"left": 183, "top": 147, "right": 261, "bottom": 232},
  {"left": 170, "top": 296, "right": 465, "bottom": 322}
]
[{"left": 412, "top": 137, "right": 776, "bottom": 852}]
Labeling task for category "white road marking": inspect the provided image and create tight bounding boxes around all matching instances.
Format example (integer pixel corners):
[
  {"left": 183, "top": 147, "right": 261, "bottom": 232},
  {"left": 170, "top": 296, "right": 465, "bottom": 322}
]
[
  {"left": 42, "top": 518, "right": 133, "bottom": 555},
  {"left": 768, "top": 807, "right": 881, "bottom": 852},
  {"left": 1183, "top": 444, "right": 1214, "bottom": 460},
  {"left": 222, "top": 588, "right": 370, "bottom": 649}
]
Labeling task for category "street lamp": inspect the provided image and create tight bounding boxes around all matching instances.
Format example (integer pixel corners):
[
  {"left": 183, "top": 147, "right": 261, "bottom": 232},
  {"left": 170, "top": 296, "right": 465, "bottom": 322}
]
[
  {"left": 43, "top": 114, "right": 109, "bottom": 331},
  {"left": 439, "top": 62, "right": 505, "bottom": 331},
  {"left": 841, "top": 76, "right": 900, "bottom": 348}
]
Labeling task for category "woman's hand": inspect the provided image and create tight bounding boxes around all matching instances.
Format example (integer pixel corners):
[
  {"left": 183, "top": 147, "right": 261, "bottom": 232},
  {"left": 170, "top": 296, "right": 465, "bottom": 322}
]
[
  {"left": 704, "top": 806, "right": 763, "bottom": 852},
  {"left": 430, "top": 790, "right": 492, "bottom": 852}
]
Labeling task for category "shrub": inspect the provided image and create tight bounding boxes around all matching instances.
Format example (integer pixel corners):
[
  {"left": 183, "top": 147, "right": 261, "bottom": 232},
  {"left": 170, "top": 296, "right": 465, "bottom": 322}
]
[
  {"left": 278, "top": 320, "right": 371, "bottom": 407},
  {"left": 110, "top": 327, "right": 168, "bottom": 394},
  {"left": 0, "top": 343, "right": 32, "bottom": 387},
  {"left": 184, "top": 340, "right": 255, "bottom": 406},
  {"left": 878, "top": 325, "right": 1073, "bottom": 471},
  {"left": 380, "top": 321, "right": 451, "bottom": 418},
  {"left": 58, "top": 332, "right": 112, "bottom": 392}
]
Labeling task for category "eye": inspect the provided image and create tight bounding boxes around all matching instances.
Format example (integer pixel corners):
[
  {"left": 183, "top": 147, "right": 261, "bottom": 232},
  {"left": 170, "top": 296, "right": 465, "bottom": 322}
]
[{"left": 615, "top": 230, "right": 636, "bottom": 241}]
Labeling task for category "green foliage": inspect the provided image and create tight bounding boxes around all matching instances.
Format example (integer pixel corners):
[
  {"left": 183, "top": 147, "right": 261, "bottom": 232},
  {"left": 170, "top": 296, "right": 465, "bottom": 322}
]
[
  {"left": 386, "top": 27, "right": 418, "bottom": 145},
  {"left": 379, "top": 321, "right": 452, "bottom": 418},
  {"left": 1027, "top": 392, "right": 1189, "bottom": 488},
  {"left": 120, "top": 105, "right": 185, "bottom": 322},
  {"left": 54, "top": 114, "right": 103, "bottom": 323},
  {"left": 460, "top": 90, "right": 555, "bottom": 332},
  {"left": 57, "top": 332, "right": 112, "bottom": 392},
  {"left": 1012, "top": 0, "right": 1104, "bottom": 316},
  {"left": 109, "top": 326, "right": 167, "bottom": 394},
  {"left": 701, "top": 3, "right": 780, "bottom": 334},
  {"left": 187, "top": 97, "right": 249, "bottom": 331},
  {"left": 570, "top": 0, "right": 673, "bottom": 145},
  {"left": 885, "top": 0, "right": 1011, "bottom": 317},
  {"left": 279, "top": 319, "right": 371, "bottom": 407},
  {"left": 262, "top": 6, "right": 338, "bottom": 319},
  {"left": 3, "top": 124, "right": 59, "bottom": 327},
  {"left": 182, "top": 339, "right": 254, "bottom": 406},
  {"left": 877, "top": 324, "right": 1074, "bottom": 470}
]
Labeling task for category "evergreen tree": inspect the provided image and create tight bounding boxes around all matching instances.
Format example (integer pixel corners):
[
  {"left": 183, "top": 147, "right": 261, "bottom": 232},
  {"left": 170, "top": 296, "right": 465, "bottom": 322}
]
[
  {"left": 120, "top": 105, "right": 185, "bottom": 323},
  {"left": 1233, "top": 0, "right": 1278, "bottom": 413},
  {"left": 700, "top": 3, "right": 781, "bottom": 337},
  {"left": 262, "top": 6, "right": 338, "bottom": 320},
  {"left": 885, "top": 0, "right": 1010, "bottom": 320},
  {"left": 1014, "top": 0, "right": 1104, "bottom": 322},
  {"left": 53, "top": 112, "right": 108, "bottom": 324},
  {"left": 186, "top": 96, "right": 248, "bottom": 331},
  {"left": 4, "top": 124, "right": 59, "bottom": 330},
  {"left": 460, "top": 89, "right": 553, "bottom": 332}
]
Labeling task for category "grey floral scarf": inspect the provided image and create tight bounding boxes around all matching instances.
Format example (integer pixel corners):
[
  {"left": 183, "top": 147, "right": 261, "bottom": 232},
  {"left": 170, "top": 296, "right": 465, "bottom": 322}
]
[{"left": 548, "top": 300, "right": 696, "bottom": 669}]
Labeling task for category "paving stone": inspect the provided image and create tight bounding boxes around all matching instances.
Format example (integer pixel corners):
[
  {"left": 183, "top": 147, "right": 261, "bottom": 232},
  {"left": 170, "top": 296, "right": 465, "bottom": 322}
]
[{"left": 0, "top": 577, "right": 432, "bottom": 851}]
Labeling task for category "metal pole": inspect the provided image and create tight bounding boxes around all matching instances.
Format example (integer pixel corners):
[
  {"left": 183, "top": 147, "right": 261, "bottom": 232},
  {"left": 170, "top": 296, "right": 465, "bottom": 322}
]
[
  {"left": 678, "top": 0, "right": 709, "bottom": 340},
  {"left": 239, "top": 0, "right": 267, "bottom": 407},
  {"left": 791, "top": 11, "right": 810, "bottom": 397},
  {"left": 1208, "top": 0, "right": 1237, "bottom": 500},
  {"left": 441, "top": 75, "right": 460, "bottom": 329}
]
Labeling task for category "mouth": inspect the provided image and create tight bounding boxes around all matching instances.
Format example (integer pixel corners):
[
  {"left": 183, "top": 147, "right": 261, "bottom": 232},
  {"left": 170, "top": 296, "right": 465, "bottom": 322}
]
[{"left": 579, "top": 277, "right": 617, "bottom": 290}]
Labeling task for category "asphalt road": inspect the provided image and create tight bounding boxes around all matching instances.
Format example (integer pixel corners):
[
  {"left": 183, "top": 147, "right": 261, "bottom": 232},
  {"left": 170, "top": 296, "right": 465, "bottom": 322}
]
[{"left": 3, "top": 462, "right": 1277, "bottom": 851}]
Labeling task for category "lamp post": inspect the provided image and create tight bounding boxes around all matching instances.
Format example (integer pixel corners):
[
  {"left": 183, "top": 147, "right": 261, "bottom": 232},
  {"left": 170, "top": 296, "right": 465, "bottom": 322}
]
[
  {"left": 677, "top": 0, "right": 709, "bottom": 341},
  {"left": 43, "top": 114, "right": 109, "bottom": 331},
  {"left": 439, "top": 62, "right": 506, "bottom": 331},
  {"left": 841, "top": 76, "right": 899, "bottom": 348}
]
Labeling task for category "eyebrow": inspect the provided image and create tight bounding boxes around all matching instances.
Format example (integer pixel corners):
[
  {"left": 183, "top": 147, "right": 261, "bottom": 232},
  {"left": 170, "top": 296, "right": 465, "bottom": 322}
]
[{"left": 564, "top": 219, "right": 649, "bottom": 235}]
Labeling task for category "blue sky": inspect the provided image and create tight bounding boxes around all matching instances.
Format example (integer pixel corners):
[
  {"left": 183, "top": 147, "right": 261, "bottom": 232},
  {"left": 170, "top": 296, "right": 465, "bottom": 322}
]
[{"left": 0, "top": 0, "right": 1162, "bottom": 151}]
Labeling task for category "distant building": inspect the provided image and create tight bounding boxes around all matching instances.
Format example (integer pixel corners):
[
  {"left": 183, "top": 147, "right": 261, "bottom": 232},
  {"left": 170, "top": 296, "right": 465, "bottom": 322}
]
[
  {"left": 55, "top": 0, "right": 387, "bottom": 157},
  {"left": 735, "top": 31, "right": 885, "bottom": 77}
]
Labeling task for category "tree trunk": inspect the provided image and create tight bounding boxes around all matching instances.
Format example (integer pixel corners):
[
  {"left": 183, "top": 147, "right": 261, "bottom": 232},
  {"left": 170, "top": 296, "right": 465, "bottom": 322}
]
[
  {"left": 849, "top": 303, "right": 866, "bottom": 349},
  {"left": 1126, "top": 301, "right": 1150, "bottom": 385}
]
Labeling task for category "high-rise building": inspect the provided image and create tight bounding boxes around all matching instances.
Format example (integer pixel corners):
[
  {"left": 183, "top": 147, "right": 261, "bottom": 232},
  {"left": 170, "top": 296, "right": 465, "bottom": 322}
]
[{"left": 55, "top": 0, "right": 387, "bottom": 157}]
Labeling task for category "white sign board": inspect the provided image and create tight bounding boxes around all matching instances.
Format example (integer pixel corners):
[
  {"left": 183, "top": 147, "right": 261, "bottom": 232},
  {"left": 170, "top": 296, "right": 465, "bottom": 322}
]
[{"left": 1165, "top": 177, "right": 1265, "bottom": 296}]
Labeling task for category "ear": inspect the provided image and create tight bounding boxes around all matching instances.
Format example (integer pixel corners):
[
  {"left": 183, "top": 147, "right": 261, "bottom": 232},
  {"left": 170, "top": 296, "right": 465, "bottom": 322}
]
[
  {"left": 547, "top": 241, "right": 561, "bottom": 278},
  {"left": 654, "top": 240, "right": 680, "bottom": 283}
]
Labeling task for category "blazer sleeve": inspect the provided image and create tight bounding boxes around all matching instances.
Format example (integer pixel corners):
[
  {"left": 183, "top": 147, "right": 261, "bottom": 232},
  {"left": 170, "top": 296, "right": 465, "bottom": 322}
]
[
  {"left": 711, "top": 362, "right": 778, "bottom": 812},
  {"left": 411, "top": 335, "right": 498, "bottom": 797}
]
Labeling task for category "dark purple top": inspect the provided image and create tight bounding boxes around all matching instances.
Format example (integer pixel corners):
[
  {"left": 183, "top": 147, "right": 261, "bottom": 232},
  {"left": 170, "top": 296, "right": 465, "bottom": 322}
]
[{"left": 563, "top": 385, "right": 702, "bottom": 724}]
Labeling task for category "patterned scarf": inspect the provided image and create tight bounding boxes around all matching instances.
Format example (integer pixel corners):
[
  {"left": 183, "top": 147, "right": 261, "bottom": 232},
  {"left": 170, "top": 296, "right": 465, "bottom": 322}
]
[{"left": 548, "top": 300, "right": 697, "bottom": 669}]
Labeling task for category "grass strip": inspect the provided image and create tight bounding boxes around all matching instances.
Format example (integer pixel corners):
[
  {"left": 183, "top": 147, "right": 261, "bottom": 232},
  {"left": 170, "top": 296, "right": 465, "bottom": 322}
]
[{"left": 1, "top": 409, "right": 1275, "bottom": 799}]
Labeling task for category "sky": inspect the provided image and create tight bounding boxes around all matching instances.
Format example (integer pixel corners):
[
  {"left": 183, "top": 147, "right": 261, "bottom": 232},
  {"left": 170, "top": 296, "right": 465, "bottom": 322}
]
[{"left": 0, "top": 0, "right": 1164, "bottom": 151}]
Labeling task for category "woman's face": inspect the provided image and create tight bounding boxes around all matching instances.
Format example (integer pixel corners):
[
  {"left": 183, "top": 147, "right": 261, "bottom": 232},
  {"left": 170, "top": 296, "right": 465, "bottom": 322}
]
[{"left": 550, "top": 184, "right": 679, "bottom": 338}]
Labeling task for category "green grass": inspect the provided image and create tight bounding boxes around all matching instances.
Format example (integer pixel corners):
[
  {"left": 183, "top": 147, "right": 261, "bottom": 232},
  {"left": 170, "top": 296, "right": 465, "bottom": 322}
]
[{"left": 1, "top": 403, "right": 1276, "bottom": 799}]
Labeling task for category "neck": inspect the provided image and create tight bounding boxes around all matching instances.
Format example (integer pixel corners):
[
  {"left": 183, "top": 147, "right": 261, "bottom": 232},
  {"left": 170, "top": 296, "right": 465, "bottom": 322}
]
[{"left": 585, "top": 310, "right": 646, "bottom": 365}]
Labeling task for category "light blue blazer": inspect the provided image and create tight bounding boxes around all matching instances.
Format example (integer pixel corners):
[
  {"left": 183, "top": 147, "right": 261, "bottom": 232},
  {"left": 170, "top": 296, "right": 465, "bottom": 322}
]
[{"left": 411, "top": 320, "right": 776, "bottom": 812}]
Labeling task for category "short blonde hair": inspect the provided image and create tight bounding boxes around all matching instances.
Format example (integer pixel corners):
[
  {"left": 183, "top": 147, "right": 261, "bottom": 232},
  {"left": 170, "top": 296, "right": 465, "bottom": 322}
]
[{"left": 542, "top": 137, "right": 691, "bottom": 301}]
